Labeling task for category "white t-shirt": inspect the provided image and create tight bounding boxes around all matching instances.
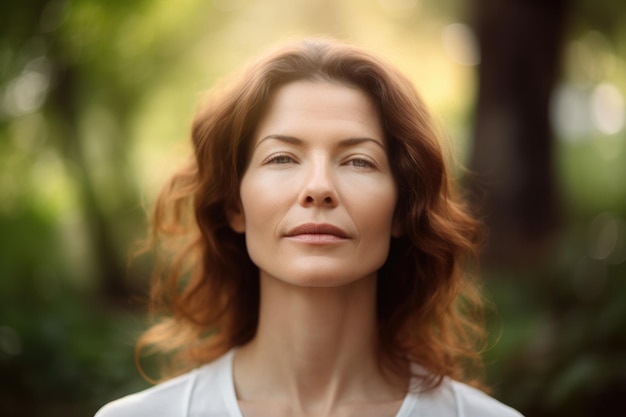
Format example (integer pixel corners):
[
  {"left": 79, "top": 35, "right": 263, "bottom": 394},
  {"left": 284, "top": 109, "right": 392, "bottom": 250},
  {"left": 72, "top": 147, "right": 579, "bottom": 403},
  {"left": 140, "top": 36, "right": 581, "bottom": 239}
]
[{"left": 95, "top": 350, "right": 523, "bottom": 417}]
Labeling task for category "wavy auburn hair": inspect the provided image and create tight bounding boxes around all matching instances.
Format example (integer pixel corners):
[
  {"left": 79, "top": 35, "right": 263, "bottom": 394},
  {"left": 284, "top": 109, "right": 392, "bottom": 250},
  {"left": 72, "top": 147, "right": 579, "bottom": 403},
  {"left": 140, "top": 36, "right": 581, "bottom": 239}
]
[{"left": 138, "top": 37, "right": 486, "bottom": 390}]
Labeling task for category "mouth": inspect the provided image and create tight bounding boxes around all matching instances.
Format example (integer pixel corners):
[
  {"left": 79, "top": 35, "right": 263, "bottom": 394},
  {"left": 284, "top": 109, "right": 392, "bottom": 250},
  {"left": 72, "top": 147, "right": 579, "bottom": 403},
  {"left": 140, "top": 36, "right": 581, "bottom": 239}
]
[{"left": 284, "top": 223, "right": 350, "bottom": 243}]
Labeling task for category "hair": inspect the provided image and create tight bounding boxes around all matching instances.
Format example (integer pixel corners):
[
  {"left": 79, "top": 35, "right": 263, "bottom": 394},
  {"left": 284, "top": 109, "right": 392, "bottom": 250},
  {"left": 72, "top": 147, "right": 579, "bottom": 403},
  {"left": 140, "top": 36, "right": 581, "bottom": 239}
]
[{"left": 137, "top": 37, "right": 487, "bottom": 391}]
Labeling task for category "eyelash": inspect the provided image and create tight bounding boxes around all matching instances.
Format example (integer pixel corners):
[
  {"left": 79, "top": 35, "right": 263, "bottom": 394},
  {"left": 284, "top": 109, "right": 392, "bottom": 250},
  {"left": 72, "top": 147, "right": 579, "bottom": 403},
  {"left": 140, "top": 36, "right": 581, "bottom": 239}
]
[
  {"left": 264, "top": 153, "right": 295, "bottom": 164},
  {"left": 346, "top": 157, "right": 376, "bottom": 169}
]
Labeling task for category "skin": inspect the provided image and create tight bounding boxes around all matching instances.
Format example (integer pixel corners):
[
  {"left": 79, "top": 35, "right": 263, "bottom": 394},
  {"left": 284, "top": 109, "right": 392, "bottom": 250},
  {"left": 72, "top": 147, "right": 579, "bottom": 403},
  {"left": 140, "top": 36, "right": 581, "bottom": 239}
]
[{"left": 228, "top": 81, "right": 406, "bottom": 417}]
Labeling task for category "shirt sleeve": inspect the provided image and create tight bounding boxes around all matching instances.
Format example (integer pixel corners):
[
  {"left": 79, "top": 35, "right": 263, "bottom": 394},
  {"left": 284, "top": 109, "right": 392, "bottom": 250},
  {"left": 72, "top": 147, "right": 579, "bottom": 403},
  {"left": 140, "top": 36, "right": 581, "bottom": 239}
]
[
  {"left": 93, "top": 370, "right": 199, "bottom": 417},
  {"left": 452, "top": 381, "right": 524, "bottom": 417}
]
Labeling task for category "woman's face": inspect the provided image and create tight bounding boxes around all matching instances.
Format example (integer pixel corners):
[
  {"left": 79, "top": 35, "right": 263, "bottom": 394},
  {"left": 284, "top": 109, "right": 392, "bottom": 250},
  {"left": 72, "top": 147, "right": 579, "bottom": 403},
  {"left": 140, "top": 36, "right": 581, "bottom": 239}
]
[{"left": 229, "top": 80, "right": 398, "bottom": 287}]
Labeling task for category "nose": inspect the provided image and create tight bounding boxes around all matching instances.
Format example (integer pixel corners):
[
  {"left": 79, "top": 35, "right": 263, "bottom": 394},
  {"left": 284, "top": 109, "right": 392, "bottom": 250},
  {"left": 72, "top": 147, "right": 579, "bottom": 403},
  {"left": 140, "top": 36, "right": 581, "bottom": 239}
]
[{"left": 299, "top": 159, "right": 338, "bottom": 208}]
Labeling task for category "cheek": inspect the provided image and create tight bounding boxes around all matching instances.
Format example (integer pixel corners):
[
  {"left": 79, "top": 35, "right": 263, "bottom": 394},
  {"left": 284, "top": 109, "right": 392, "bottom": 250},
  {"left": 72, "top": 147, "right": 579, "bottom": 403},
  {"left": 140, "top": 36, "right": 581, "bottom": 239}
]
[
  {"left": 351, "top": 188, "right": 398, "bottom": 272},
  {"left": 347, "top": 184, "right": 397, "bottom": 232},
  {"left": 239, "top": 176, "right": 289, "bottom": 233}
]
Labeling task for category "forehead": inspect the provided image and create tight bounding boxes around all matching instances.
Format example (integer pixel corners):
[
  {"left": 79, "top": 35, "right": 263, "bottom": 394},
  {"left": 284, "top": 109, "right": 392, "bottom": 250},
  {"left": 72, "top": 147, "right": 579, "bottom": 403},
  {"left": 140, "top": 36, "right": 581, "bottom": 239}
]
[{"left": 254, "top": 80, "right": 384, "bottom": 143}]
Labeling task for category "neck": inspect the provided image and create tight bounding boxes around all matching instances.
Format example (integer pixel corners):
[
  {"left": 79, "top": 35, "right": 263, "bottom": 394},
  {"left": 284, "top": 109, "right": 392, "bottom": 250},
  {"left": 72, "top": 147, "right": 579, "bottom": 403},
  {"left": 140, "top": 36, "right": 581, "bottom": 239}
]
[{"left": 233, "top": 273, "right": 406, "bottom": 414}]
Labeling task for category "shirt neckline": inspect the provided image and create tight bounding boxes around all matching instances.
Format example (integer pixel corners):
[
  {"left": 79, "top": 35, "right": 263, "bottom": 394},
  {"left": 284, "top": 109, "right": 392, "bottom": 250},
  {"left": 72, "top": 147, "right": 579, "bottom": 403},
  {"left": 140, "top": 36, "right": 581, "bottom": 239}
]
[{"left": 218, "top": 349, "right": 418, "bottom": 417}]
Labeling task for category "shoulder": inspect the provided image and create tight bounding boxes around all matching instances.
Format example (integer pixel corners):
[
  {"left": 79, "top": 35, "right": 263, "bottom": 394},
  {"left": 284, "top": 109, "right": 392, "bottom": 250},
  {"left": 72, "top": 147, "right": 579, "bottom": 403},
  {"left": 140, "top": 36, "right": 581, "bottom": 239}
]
[
  {"left": 94, "top": 352, "right": 233, "bottom": 417},
  {"left": 406, "top": 378, "right": 523, "bottom": 417},
  {"left": 93, "top": 370, "right": 201, "bottom": 417},
  {"left": 447, "top": 379, "right": 524, "bottom": 417}
]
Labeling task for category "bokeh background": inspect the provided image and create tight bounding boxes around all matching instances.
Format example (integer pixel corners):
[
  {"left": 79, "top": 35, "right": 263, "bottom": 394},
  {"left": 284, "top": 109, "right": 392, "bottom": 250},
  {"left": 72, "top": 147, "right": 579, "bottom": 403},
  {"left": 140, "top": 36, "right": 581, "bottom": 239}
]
[{"left": 1, "top": 0, "right": 625, "bottom": 416}]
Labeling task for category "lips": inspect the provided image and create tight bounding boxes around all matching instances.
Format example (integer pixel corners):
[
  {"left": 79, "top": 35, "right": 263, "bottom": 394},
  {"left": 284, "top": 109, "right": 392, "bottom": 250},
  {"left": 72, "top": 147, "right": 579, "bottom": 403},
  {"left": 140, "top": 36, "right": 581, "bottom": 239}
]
[{"left": 285, "top": 223, "right": 349, "bottom": 239}]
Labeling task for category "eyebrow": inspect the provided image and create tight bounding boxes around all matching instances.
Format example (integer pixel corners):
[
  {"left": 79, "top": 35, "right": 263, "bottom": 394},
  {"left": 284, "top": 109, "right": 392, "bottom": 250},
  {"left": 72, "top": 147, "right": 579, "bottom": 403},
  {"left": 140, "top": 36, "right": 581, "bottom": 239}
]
[{"left": 256, "top": 134, "right": 386, "bottom": 150}]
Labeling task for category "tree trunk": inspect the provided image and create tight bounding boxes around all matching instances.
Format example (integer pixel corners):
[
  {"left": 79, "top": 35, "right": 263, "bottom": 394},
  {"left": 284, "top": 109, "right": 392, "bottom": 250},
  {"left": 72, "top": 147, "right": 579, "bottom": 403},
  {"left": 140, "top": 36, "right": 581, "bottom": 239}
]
[
  {"left": 468, "top": 0, "right": 569, "bottom": 266},
  {"left": 49, "top": 62, "right": 134, "bottom": 306}
]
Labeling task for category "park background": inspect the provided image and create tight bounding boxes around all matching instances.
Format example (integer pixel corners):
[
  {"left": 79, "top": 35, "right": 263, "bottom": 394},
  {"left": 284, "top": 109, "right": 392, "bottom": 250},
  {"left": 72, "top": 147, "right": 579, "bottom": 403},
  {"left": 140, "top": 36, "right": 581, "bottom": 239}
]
[{"left": 1, "top": 0, "right": 625, "bottom": 416}]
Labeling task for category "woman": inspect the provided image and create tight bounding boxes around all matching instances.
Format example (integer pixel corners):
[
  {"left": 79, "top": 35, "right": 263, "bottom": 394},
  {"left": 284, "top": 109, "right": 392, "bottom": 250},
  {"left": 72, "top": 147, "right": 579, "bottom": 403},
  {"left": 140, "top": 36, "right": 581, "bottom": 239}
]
[{"left": 96, "top": 38, "right": 523, "bottom": 417}]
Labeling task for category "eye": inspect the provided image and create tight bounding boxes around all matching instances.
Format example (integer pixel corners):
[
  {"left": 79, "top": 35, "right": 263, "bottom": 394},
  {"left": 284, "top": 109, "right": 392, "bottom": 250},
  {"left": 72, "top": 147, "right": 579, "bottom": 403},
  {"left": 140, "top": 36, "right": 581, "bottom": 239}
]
[
  {"left": 264, "top": 153, "right": 295, "bottom": 164},
  {"left": 347, "top": 157, "right": 376, "bottom": 169}
]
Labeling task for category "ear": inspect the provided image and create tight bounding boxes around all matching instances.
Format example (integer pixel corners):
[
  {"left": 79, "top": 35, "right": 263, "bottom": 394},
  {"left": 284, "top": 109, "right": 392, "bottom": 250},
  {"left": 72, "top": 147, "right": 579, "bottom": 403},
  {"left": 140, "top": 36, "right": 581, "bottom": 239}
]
[{"left": 227, "top": 202, "right": 245, "bottom": 234}]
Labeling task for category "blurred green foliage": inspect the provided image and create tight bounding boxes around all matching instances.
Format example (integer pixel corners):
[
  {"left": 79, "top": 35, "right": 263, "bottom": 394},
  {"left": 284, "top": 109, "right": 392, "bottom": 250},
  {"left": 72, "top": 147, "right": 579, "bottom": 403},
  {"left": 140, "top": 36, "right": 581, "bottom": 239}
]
[{"left": 1, "top": 1, "right": 625, "bottom": 416}]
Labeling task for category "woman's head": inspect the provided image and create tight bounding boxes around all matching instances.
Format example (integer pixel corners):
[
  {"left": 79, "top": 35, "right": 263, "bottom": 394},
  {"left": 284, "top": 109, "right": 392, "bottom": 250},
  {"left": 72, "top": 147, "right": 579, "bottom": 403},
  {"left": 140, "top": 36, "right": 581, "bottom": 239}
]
[
  {"left": 141, "top": 37, "right": 484, "bottom": 388},
  {"left": 229, "top": 80, "right": 398, "bottom": 289}
]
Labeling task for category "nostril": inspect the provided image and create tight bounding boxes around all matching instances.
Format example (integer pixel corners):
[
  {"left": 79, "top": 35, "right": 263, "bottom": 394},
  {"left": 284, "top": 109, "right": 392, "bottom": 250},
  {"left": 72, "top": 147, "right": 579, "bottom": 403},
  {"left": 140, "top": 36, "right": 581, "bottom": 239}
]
[{"left": 302, "top": 194, "right": 335, "bottom": 205}]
